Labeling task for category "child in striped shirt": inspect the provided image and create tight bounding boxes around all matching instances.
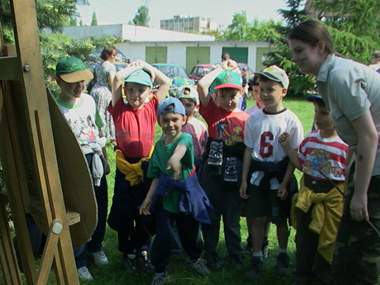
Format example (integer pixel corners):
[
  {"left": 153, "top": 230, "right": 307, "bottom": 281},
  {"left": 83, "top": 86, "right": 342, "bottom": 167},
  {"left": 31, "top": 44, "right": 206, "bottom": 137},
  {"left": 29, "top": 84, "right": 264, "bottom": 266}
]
[{"left": 279, "top": 94, "right": 348, "bottom": 285}]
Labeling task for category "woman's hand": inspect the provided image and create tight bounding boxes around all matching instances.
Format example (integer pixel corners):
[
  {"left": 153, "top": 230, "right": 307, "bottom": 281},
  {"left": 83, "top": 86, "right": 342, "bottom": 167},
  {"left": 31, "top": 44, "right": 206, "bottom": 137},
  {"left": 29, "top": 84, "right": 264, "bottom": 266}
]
[
  {"left": 350, "top": 193, "right": 369, "bottom": 221},
  {"left": 139, "top": 197, "right": 152, "bottom": 216}
]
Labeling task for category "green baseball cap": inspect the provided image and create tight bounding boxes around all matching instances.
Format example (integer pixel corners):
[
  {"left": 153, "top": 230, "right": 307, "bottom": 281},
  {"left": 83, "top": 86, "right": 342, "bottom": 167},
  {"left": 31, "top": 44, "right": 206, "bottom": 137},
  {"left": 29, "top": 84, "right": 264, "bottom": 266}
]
[
  {"left": 178, "top": 85, "right": 199, "bottom": 104},
  {"left": 56, "top": 56, "right": 93, "bottom": 83},
  {"left": 256, "top": 65, "right": 289, "bottom": 89},
  {"left": 124, "top": 69, "right": 152, "bottom": 87},
  {"left": 214, "top": 70, "right": 242, "bottom": 90}
]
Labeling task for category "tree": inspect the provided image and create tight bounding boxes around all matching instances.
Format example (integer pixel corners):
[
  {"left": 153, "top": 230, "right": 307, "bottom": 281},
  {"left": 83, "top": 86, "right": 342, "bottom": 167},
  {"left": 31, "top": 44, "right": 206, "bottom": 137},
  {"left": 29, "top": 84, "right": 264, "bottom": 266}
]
[
  {"left": 264, "top": 0, "right": 315, "bottom": 97},
  {"left": 132, "top": 5, "right": 150, "bottom": 27},
  {"left": 0, "top": 0, "right": 76, "bottom": 32},
  {"left": 69, "top": 16, "right": 77, "bottom": 27},
  {"left": 310, "top": 0, "right": 380, "bottom": 63},
  {"left": 91, "top": 11, "right": 98, "bottom": 26},
  {"left": 222, "top": 12, "right": 281, "bottom": 42}
]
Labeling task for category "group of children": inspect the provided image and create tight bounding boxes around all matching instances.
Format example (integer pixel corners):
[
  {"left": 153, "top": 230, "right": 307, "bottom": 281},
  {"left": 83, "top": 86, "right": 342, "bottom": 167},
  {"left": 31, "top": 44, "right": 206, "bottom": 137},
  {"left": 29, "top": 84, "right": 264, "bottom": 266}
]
[{"left": 53, "top": 55, "right": 349, "bottom": 285}]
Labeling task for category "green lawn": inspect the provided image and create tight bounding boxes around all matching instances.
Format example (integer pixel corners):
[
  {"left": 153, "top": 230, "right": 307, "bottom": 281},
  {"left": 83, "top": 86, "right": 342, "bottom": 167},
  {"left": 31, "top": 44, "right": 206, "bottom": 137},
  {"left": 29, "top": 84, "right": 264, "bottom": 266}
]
[{"left": 82, "top": 98, "right": 314, "bottom": 285}]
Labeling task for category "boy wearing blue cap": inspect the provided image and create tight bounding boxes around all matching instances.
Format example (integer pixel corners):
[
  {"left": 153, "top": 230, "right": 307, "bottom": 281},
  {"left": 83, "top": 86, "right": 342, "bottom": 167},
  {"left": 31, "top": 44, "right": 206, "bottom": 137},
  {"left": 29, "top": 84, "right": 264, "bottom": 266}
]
[
  {"left": 197, "top": 61, "right": 249, "bottom": 269},
  {"left": 140, "top": 97, "right": 212, "bottom": 285},
  {"left": 55, "top": 56, "right": 109, "bottom": 280},
  {"left": 107, "top": 60, "right": 171, "bottom": 271},
  {"left": 240, "top": 65, "right": 303, "bottom": 280},
  {"left": 279, "top": 95, "right": 348, "bottom": 285}
]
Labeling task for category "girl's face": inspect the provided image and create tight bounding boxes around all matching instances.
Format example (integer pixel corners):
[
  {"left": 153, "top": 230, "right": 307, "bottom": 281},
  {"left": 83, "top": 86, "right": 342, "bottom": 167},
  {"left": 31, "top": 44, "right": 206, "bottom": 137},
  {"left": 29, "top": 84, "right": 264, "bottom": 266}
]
[
  {"left": 288, "top": 39, "right": 327, "bottom": 75},
  {"left": 124, "top": 83, "right": 150, "bottom": 109},
  {"left": 216, "top": 88, "right": 242, "bottom": 112}
]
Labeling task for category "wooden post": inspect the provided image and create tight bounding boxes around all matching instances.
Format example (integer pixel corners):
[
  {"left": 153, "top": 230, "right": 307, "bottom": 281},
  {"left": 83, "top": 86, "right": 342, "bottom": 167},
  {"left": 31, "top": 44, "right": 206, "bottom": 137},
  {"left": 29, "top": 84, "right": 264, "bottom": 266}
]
[{"left": 0, "top": 0, "right": 80, "bottom": 284}]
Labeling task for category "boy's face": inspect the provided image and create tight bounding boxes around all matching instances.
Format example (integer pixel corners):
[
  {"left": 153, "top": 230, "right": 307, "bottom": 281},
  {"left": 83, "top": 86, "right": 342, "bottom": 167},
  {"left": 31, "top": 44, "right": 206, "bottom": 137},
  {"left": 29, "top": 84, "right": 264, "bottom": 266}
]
[
  {"left": 159, "top": 112, "right": 186, "bottom": 140},
  {"left": 216, "top": 88, "right": 242, "bottom": 112},
  {"left": 180, "top": 98, "right": 196, "bottom": 116},
  {"left": 124, "top": 82, "right": 150, "bottom": 109},
  {"left": 314, "top": 103, "right": 334, "bottom": 130},
  {"left": 57, "top": 77, "right": 85, "bottom": 98},
  {"left": 259, "top": 80, "right": 286, "bottom": 111}
]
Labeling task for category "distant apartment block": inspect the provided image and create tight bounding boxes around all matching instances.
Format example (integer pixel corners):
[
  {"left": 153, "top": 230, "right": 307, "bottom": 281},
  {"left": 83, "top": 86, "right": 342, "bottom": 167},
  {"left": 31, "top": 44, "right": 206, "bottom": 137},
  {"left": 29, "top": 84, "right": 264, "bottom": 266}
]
[
  {"left": 76, "top": 0, "right": 89, "bottom": 5},
  {"left": 160, "top": 15, "right": 219, "bottom": 33}
]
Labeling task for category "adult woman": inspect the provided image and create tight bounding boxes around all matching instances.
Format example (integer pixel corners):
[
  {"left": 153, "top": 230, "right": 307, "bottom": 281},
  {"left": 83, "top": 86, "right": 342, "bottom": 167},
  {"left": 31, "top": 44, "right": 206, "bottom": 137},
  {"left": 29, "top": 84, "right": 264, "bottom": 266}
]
[
  {"left": 90, "top": 47, "right": 117, "bottom": 142},
  {"left": 288, "top": 19, "right": 380, "bottom": 285}
]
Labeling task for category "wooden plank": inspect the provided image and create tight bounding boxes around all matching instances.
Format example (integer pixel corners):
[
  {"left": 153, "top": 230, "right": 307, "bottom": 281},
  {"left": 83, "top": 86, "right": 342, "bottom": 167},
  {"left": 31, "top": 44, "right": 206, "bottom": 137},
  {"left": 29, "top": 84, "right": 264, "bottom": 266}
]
[
  {"left": 36, "top": 220, "right": 61, "bottom": 285},
  {"left": 0, "top": 83, "right": 36, "bottom": 284},
  {"left": 0, "top": 202, "right": 22, "bottom": 285},
  {"left": 0, "top": 57, "right": 21, "bottom": 80},
  {"left": 66, "top": 211, "right": 80, "bottom": 226},
  {"left": 8, "top": 0, "right": 80, "bottom": 283}
]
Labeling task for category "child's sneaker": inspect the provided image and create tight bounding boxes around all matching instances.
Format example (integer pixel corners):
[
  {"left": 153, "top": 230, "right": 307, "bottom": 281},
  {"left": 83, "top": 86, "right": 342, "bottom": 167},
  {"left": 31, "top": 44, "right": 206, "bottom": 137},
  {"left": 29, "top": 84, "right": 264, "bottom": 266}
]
[
  {"left": 151, "top": 272, "right": 168, "bottom": 285},
  {"left": 138, "top": 250, "right": 154, "bottom": 272},
  {"left": 123, "top": 254, "right": 138, "bottom": 272},
  {"left": 90, "top": 250, "right": 109, "bottom": 266},
  {"left": 77, "top": 266, "right": 94, "bottom": 281},
  {"left": 276, "top": 252, "right": 289, "bottom": 274},
  {"left": 191, "top": 257, "right": 210, "bottom": 276},
  {"left": 226, "top": 254, "right": 244, "bottom": 270},
  {"left": 205, "top": 253, "right": 223, "bottom": 270},
  {"left": 246, "top": 256, "right": 263, "bottom": 281}
]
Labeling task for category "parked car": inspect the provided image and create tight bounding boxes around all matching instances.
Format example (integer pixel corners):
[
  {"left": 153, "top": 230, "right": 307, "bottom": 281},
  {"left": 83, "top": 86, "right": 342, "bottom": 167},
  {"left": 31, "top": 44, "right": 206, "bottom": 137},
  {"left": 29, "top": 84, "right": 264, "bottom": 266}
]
[
  {"left": 189, "top": 64, "right": 215, "bottom": 82},
  {"left": 152, "top": 63, "right": 194, "bottom": 97}
]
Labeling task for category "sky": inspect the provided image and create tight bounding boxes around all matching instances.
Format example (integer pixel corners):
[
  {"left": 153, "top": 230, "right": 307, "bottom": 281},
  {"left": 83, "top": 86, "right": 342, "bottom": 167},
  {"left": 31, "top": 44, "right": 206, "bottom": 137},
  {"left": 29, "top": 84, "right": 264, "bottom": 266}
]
[{"left": 77, "top": 0, "right": 287, "bottom": 28}]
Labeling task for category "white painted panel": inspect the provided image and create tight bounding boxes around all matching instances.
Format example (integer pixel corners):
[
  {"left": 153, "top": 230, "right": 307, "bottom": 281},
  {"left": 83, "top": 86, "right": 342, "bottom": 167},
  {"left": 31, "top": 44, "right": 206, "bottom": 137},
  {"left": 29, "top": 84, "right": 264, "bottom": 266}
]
[{"left": 167, "top": 45, "right": 186, "bottom": 67}]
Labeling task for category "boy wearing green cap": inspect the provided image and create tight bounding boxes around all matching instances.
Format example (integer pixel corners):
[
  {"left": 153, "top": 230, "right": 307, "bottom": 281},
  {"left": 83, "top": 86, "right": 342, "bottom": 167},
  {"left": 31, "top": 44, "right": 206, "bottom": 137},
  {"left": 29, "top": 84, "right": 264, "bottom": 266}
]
[
  {"left": 178, "top": 85, "right": 208, "bottom": 172},
  {"left": 197, "top": 61, "right": 249, "bottom": 269},
  {"left": 55, "top": 56, "right": 110, "bottom": 281},
  {"left": 107, "top": 60, "right": 171, "bottom": 271},
  {"left": 240, "top": 65, "right": 303, "bottom": 280}
]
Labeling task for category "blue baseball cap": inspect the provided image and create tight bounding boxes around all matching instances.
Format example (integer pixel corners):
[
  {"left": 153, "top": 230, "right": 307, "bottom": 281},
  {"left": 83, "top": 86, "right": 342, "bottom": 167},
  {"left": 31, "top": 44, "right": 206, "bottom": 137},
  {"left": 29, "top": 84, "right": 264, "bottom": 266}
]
[
  {"left": 158, "top": 97, "right": 186, "bottom": 116},
  {"left": 306, "top": 94, "right": 325, "bottom": 104},
  {"left": 124, "top": 69, "right": 152, "bottom": 87}
]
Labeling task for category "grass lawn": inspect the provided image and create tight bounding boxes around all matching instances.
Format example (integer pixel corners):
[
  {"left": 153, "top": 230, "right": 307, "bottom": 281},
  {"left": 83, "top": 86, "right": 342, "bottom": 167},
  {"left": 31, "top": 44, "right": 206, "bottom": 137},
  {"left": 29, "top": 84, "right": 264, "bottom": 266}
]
[{"left": 81, "top": 98, "right": 315, "bottom": 285}]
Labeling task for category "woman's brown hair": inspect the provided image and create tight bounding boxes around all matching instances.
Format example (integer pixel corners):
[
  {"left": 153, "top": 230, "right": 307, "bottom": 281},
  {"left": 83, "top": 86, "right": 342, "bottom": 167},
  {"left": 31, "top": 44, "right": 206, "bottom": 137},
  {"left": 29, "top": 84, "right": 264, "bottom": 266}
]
[
  {"left": 288, "top": 20, "right": 334, "bottom": 55},
  {"left": 100, "top": 47, "right": 116, "bottom": 61}
]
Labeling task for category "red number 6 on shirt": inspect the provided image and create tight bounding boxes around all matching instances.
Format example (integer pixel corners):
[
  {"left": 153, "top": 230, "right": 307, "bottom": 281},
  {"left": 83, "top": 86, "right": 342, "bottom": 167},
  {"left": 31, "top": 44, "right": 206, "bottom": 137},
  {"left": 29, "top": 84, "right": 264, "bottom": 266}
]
[{"left": 259, "top": 131, "right": 273, "bottom": 158}]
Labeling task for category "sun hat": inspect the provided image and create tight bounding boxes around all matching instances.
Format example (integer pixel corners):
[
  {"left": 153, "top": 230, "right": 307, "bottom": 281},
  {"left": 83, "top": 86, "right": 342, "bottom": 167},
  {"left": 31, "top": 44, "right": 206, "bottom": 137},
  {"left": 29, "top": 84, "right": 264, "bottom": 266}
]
[
  {"left": 214, "top": 70, "right": 242, "bottom": 90},
  {"left": 56, "top": 56, "right": 93, "bottom": 83},
  {"left": 256, "top": 65, "right": 289, "bottom": 89},
  {"left": 178, "top": 85, "right": 199, "bottom": 104},
  {"left": 124, "top": 69, "right": 152, "bottom": 87},
  {"left": 158, "top": 97, "right": 186, "bottom": 116}
]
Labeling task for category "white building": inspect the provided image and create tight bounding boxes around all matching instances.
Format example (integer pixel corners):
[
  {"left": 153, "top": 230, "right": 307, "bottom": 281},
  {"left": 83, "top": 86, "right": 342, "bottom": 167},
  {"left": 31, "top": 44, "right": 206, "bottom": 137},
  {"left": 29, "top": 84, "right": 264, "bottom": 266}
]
[
  {"left": 61, "top": 24, "right": 271, "bottom": 72},
  {"left": 160, "top": 15, "right": 219, "bottom": 34}
]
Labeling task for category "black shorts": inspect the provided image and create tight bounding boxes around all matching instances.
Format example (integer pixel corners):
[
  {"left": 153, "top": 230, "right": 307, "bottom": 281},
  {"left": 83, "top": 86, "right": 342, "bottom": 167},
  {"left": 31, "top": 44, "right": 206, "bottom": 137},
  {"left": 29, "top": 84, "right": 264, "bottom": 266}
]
[{"left": 243, "top": 184, "right": 292, "bottom": 225}]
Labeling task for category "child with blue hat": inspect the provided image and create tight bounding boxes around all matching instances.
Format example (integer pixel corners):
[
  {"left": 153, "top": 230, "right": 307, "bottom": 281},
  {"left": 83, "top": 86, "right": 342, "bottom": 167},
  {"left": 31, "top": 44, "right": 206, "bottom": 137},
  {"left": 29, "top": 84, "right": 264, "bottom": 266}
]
[{"left": 140, "top": 97, "right": 212, "bottom": 285}]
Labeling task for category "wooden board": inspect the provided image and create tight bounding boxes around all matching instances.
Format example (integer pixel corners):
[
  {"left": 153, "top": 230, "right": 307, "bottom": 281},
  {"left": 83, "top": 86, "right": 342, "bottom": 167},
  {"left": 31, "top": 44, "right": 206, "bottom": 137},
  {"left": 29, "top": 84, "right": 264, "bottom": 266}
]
[{"left": 30, "top": 93, "right": 98, "bottom": 246}]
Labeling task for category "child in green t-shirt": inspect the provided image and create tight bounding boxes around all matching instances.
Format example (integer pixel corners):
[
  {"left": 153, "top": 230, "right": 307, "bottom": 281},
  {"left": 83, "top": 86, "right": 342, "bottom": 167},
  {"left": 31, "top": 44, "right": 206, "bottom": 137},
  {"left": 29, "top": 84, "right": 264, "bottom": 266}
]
[{"left": 140, "top": 97, "right": 211, "bottom": 285}]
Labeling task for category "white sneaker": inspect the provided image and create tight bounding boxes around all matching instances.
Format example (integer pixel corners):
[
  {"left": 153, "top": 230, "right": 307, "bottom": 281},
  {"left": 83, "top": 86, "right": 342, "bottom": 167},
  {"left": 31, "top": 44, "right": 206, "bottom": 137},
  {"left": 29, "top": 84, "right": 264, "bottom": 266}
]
[
  {"left": 90, "top": 250, "right": 109, "bottom": 266},
  {"left": 77, "top": 266, "right": 93, "bottom": 281}
]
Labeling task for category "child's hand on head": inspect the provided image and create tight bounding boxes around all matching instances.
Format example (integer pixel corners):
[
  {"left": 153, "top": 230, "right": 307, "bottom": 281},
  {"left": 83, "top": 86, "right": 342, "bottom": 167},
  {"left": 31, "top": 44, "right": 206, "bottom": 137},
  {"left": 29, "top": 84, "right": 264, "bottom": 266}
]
[{"left": 167, "top": 157, "right": 182, "bottom": 180}]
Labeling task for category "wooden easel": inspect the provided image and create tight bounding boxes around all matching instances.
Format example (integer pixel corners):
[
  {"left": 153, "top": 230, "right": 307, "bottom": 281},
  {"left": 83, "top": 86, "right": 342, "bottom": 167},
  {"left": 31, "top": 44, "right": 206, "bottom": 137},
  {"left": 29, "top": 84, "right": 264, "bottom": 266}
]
[{"left": 0, "top": 0, "right": 80, "bottom": 284}]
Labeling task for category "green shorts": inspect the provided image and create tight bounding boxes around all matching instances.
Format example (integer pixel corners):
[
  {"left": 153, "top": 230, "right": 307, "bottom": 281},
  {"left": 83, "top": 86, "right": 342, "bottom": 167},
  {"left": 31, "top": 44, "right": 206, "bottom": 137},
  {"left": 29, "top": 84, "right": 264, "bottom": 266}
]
[{"left": 243, "top": 184, "right": 292, "bottom": 225}]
